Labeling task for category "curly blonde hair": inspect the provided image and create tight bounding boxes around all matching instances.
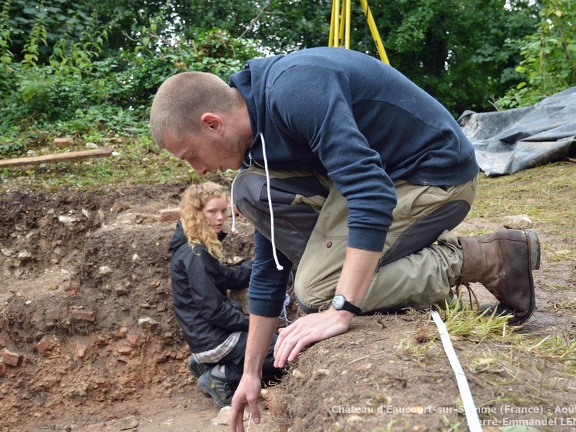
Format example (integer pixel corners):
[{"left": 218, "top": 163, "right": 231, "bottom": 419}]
[{"left": 180, "top": 182, "right": 229, "bottom": 261}]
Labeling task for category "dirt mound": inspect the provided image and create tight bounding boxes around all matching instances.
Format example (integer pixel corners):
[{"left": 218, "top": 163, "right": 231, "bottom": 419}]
[
  {"left": 1, "top": 177, "right": 576, "bottom": 432},
  {"left": 0, "top": 182, "right": 257, "bottom": 432}
]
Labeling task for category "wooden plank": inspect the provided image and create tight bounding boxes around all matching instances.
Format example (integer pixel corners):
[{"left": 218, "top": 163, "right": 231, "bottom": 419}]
[{"left": 0, "top": 149, "right": 113, "bottom": 168}]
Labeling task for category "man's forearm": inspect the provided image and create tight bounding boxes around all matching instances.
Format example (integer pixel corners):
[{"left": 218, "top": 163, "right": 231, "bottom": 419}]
[
  {"left": 243, "top": 314, "right": 278, "bottom": 376},
  {"left": 335, "top": 247, "right": 381, "bottom": 306}
]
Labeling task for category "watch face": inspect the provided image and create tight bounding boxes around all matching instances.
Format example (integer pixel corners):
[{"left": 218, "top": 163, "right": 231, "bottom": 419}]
[{"left": 332, "top": 295, "right": 345, "bottom": 309}]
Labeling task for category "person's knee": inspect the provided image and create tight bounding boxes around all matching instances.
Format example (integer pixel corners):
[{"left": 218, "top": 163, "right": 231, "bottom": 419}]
[
  {"left": 293, "top": 285, "right": 329, "bottom": 314},
  {"left": 233, "top": 170, "right": 266, "bottom": 214}
]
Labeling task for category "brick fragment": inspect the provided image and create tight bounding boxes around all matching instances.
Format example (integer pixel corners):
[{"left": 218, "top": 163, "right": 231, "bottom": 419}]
[
  {"left": 1, "top": 348, "right": 23, "bottom": 366},
  {"left": 118, "top": 346, "right": 133, "bottom": 355},
  {"left": 74, "top": 336, "right": 92, "bottom": 359},
  {"left": 92, "top": 377, "right": 108, "bottom": 389},
  {"left": 159, "top": 208, "right": 181, "bottom": 222},
  {"left": 46, "top": 306, "right": 68, "bottom": 321},
  {"left": 36, "top": 335, "right": 55, "bottom": 356},
  {"left": 54, "top": 137, "right": 74, "bottom": 148},
  {"left": 0, "top": 334, "right": 10, "bottom": 348},
  {"left": 71, "top": 309, "right": 95, "bottom": 322},
  {"left": 126, "top": 334, "right": 140, "bottom": 346}
]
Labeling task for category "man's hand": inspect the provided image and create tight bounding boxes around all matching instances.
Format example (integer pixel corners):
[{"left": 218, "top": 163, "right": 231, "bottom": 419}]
[
  {"left": 229, "top": 314, "right": 277, "bottom": 431},
  {"left": 271, "top": 247, "right": 381, "bottom": 368},
  {"left": 273, "top": 307, "right": 354, "bottom": 368},
  {"left": 229, "top": 373, "right": 262, "bottom": 432}
]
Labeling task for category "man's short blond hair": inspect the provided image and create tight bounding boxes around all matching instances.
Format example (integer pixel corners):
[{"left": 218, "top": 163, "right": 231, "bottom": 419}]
[{"left": 149, "top": 72, "right": 238, "bottom": 148}]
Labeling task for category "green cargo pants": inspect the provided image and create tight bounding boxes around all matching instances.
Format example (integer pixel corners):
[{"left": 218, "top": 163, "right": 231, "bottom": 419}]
[{"left": 233, "top": 168, "right": 477, "bottom": 314}]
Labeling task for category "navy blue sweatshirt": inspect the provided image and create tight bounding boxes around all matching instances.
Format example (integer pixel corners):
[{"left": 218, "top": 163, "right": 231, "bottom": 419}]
[{"left": 229, "top": 47, "right": 479, "bottom": 317}]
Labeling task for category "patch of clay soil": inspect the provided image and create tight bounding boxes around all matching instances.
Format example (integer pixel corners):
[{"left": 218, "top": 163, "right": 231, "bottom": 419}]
[{"left": 1, "top": 172, "right": 575, "bottom": 432}]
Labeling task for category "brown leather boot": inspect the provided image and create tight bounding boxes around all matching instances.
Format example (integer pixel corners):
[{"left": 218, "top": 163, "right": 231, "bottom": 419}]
[{"left": 458, "top": 229, "right": 540, "bottom": 325}]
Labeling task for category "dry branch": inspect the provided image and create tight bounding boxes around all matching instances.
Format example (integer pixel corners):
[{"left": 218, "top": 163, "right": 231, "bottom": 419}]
[{"left": 0, "top": 149, "right": 113, "bottom": 168}]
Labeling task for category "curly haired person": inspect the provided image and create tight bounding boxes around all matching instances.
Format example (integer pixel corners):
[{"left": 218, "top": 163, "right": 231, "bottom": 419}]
[{"left": 169, "top": 182, "right": 282, "bottom": 407}]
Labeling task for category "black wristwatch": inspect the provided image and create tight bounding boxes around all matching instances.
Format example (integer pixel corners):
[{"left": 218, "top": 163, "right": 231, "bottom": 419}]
[{"left": 332, "top": 294, "right": 363, "bottom": 315}]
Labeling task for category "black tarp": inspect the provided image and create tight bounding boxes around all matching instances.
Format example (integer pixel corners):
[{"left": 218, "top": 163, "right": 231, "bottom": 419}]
[{"left": 457, "top": 86, "right": 576, "bottom": 176}]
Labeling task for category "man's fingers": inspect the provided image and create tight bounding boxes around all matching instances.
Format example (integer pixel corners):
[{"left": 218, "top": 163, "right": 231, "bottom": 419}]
[
  {"left": 230, "top": 406, "right": 245, "bottom": 432},
  {"left": 274, "top": 321, "right": 297, "bottom": 358},
  {"left": 230, "top": 377, "right": 264, "bottom": 431},
  {"left": 230, "top": 389, "right": 248, "bottom": 432},
  {"left": 248, "top": 398, "right": 262, "bottom": 425},
  {"left": 274, "top": 326, "right": 308, "bottom": 368}
]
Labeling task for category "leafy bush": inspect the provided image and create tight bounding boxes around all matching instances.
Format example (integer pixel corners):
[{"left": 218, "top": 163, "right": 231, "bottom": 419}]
[
  {"left": 497, "top": 0, "right": 576, "bottom": 109},
  {"left": 0, "top": 141, "right": 25, "bottom": 157},
  {"left": 108, "top": 27, "right": 261, "bottom": 116},
  {"left": 0, "top": 21, "right": 262, "bottom": 149}
]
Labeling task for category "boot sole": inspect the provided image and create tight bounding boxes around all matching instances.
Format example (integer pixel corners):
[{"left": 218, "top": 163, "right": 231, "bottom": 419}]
[
  {"left": 524, "top": 229, "right": 541, "bottom": 270},
  {"left": 507, "top": 229, "right": 540, "bottom": 325}
]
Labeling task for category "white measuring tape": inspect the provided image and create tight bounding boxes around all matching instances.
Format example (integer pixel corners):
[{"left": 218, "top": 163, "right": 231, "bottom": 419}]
[{"left": 430, "top": 310, "right": 482, "bottom": 432}]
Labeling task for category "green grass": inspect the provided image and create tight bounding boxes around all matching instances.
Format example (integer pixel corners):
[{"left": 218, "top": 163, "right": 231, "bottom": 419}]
[
  {"left": 0, "top": 134, "right": 213, "bottom": 192},
  {"left": 469, "top": 160, "right": 576, "bottom": 233},
  {"left": 441, "top": 299, "right": 518, "bottom": 340}
]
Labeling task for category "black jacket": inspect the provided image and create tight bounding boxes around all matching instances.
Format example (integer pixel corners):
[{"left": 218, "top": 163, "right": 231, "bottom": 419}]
[{"left": 168, "top": 221, "right": 251, "bottom": 353}]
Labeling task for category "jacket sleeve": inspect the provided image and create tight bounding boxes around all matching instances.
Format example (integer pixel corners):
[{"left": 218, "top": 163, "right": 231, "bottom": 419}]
[
  {"left": 183, "top": 247, "right": 249, "bottom": 332},
  {"left": 222, "top": 259, "right": 253, "bottom": 291}
]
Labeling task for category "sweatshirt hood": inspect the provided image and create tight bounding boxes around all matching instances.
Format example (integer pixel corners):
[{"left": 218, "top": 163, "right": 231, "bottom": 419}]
[
  {"left": 229, "top": 55, "right": 288, "bottom": 272},
  {"left": 229, "top": 54, "right": 285, "bottom": 164}
]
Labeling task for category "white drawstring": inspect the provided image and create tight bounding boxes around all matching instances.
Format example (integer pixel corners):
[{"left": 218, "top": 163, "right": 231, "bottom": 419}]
[
  {"left": 230, "top": 133, "right": 283, "bottom": 271},
  {"left": 280, "top": 293, "right": 292, "bottom": 324},
  {"left": 260, "top": 132, "right": 284, "bottom": 271},
  {"left": 230, "top": 174, "right": 239, "bottom": 233}
]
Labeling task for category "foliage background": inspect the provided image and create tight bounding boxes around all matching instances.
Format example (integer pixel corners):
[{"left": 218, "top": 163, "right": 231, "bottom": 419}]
[{"left": 0, "top": 0, "right": 574, "bottom": 179}]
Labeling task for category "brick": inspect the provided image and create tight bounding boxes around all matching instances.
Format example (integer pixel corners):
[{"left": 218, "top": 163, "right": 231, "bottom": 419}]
[
  {"left": 36, "top": 335, "right": 55, "bottom": 356},
  {"left": 54, "top": 137, "right": 74, "bottom": 148},
  {"left": 159, "top": 208, "right": 180, "bottom": 222},
  {"left": 126, "top": 334, "right": 140, "bottom": 346},
  {"left": 74, "top": 336, "right": 92, "bottom": 359},
  {"left": 92, "top": 377, "right": 108, "bottom": 389},
  {"left": 71, "top": 309, "right": 95, "bottom": 322},
  {"left": 115, "top": 327, "right": 129, "bottom": 339},
  {"left": 118, "top": 346, "right": 133, "bottom": 355},
  {"left": 46, "top": 306, "right": 68, "bottom": 321},
  {"left": 1, "top": 348, "right": 23, "bottom": 366},
  {"left": 0, "top": 334, "right": 10, "bottom": 348}
]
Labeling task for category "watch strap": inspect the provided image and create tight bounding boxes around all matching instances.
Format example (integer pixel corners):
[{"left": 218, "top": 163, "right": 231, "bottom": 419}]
[{"left": 333, "top": 295, "right": 363, "bottom": 315}]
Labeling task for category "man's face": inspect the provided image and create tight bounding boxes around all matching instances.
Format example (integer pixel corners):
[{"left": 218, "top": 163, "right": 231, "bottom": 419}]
[
  {"left": 202, "top": 195, "right": 228, "bottom": 233},
  {"left": 164, "top": 132, "right": 245, "bottom": 176}
]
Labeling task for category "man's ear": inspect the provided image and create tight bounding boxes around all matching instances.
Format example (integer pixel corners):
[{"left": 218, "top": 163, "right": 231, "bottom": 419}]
[{"left": 200, "top": 113, "right": 223, "bottom": 135}]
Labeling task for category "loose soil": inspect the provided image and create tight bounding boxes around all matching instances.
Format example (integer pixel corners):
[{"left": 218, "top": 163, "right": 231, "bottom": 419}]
[{"left": 1, "top": 169, "right": 575, "bottom": 432}]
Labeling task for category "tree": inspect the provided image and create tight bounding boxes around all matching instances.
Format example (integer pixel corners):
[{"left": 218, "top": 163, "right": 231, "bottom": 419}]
[
  {"left": 167, "top": 0, "right": 539, "bottom": 115},
  {"left": 367, "top": 0, "right": 539, "bottom": 115},
  {"left": 0, "top": 0, "right": 555, "bottom": 128},
  {"left": 497, "top": 0, "right": 576, "bottom": 109}
]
